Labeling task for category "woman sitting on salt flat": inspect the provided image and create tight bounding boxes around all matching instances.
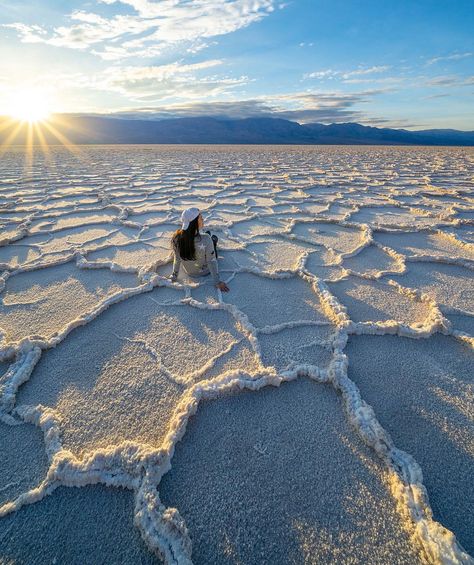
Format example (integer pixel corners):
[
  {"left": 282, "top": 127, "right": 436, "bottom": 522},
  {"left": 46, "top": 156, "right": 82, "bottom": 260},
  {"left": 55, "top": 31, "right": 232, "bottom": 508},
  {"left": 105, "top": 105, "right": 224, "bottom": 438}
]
[{"left": 170, "top": 207, "right": 230, "bottom": 292}]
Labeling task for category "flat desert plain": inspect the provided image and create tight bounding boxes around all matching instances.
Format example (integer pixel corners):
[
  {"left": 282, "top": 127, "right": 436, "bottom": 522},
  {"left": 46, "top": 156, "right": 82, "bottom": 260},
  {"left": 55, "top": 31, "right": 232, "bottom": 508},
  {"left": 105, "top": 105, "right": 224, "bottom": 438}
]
[{"left": 0, "top": 145, "right": 473, "bottom": 564}]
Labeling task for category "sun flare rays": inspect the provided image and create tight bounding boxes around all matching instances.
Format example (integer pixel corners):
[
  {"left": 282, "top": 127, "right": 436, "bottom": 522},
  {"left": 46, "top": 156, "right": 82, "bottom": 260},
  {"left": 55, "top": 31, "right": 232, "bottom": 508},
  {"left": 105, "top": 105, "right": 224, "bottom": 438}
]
[
  {"left": 1, "top": 93, "right": 89, "bottom": 173},
  {"left": 0, "top": 84, "right": 94, "bottom": 175}
]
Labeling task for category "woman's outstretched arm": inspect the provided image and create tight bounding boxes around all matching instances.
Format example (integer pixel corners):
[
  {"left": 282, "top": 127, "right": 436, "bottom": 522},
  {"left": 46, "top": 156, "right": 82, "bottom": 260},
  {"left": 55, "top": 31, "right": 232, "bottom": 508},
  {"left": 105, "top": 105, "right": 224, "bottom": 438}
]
[{"left": 170, "top": 246, "right": 181, "bottom": 282}]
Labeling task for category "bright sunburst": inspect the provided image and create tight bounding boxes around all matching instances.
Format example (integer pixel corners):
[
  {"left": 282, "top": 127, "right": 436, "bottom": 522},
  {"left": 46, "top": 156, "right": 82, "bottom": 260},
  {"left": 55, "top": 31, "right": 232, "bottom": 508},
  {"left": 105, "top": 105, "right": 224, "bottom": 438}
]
[
  {"left": 0, "top": 87, "right": 84, "bottom": 167},
  {"left": 6, "top": 88, "right": 52, "bottom": 123}
]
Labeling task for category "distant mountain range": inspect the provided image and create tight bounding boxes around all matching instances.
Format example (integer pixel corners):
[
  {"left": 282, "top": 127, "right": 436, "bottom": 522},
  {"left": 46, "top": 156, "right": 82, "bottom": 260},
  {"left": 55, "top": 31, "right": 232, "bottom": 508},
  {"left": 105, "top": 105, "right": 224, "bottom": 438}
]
[{"left": 2, "top": 115, "right": 474, "bottom": 145}]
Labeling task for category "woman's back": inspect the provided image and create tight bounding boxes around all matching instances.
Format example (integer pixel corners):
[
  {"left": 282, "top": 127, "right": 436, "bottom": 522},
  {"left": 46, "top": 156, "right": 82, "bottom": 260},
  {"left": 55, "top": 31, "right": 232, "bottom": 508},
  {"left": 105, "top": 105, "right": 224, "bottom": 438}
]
[
  {"left": 170, "top": 207, "right": 229, "bottom": 291},
  {"left": 171, "top": 232, "right": 219, "bottom": 283},
  {"left": 173, "top": 232, "right": 217, "bottom": 278}
]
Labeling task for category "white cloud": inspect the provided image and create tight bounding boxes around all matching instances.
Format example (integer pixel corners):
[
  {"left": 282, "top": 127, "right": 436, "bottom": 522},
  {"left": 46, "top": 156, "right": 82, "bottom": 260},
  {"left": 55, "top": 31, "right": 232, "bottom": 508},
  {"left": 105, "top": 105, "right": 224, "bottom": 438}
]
[
  {"left": 3, "top": 23, "right": 48, "bottom": 43},
  {"left": 427, "top": 52, "right": 472, "bottom": 65},
  {"left": 65, "top": 59, "right": 248, "bottom": 101},
  {"left": 304, "top": 65, "right": 391, "bottom": 81},
  {"left": 304, "top": 69, "right": 339, "bottom": 80},
  {"left": 3, "top": 0, "right": 276, "bottom": 60},
  {"left": 343, "top": 77, "right": 402, "bottom": 86},
  {"left": 341, "top": 65, "right": 391, "bottom": 79}
]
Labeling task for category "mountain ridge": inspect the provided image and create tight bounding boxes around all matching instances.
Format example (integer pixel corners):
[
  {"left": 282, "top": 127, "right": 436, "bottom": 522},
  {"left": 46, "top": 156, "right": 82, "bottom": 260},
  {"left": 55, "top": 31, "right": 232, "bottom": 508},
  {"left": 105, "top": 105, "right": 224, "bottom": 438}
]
[{"left": 1, "top": 115, "right": 473, "bottom": 145}]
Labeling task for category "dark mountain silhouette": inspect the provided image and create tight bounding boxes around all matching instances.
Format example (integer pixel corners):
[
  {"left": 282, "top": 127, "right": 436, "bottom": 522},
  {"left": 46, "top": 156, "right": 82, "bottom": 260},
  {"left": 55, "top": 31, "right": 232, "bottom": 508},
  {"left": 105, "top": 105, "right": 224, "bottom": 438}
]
[{"left": 1, "top": 115, "right": 473, "bottom": 145}]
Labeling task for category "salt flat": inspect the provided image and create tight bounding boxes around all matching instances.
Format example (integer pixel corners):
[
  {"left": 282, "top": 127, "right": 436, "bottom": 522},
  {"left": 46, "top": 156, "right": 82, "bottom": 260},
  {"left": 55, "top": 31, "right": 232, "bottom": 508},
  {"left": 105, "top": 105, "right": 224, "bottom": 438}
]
[{"left": 0, "top": 145, "right": 473, "bottom": 564}]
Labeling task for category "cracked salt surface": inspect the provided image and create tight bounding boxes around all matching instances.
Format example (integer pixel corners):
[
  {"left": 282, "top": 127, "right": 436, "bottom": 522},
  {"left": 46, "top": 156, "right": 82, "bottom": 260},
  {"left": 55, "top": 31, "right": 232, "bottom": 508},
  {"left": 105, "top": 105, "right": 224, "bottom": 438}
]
[
  {"left": 0, "top": 145, "right": 473, "bottom": 564},
  {"left": 0, "top": 486, "right": 155, "bottom": 564},
  {"left": 0, "top": 421, "right": 49, "bottom": 507},
  {"left": 327, "top": 276, "right": 432, "bottom": 324},
  {"left": 347, "top": 334, "right": 474, "bottom": 555},
  {"left": 160, "top": 379, "right": 425, "bottom": 564},
  {"left": 0, "top": 262, "right": 140, "bottom": 344}
]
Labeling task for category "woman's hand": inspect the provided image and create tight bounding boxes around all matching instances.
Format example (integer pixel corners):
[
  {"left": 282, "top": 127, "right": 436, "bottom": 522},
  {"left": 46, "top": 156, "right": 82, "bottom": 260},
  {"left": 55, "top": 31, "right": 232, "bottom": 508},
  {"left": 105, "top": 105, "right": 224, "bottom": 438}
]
[{"left": 216, "top": 281, "right": 230, "bottom": 292}]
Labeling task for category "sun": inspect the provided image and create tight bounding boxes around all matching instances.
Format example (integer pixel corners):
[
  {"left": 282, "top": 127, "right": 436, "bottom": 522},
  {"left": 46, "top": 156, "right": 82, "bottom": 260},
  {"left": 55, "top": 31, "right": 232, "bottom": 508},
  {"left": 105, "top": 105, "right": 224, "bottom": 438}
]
[
  {"left": 6, "top": 88, "right": 52, "bottom": 123},
  {"left": 1, "top": 87, "right": 84, "bottom": 164}
]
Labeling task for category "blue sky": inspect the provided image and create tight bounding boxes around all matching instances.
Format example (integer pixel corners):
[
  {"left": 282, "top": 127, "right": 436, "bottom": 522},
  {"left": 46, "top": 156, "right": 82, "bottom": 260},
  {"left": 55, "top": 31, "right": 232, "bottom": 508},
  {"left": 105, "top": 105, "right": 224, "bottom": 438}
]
[{"left": 1, "top": 0, "right": 473, "bottom": 129}]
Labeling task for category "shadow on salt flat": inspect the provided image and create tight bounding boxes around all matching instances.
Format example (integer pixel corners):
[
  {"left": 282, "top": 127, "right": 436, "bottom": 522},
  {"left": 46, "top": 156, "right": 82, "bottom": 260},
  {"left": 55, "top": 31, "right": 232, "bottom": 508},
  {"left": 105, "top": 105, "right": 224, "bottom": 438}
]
[
  {"left": 446, "top": 225, "right": 474, "bottom": 244},
  {"left": 444, "top": 311, "right": 474, "bottom": 335},
  {"left": 159, "top": 379, "right": 424, "bottom": 564},
  {"left": 347, "top": 334, "right": 474, "bottom": 554},
  {"left": 0, "top": 485, "right": 156, "bottom": 565},
  {"left": 0, "top": 244, "right": 41, "bottom": 269},
  {"left": 0, "top": 422, "right": 49, "bottom": 507},
  {"left": 0, "top": 263, "right": 140, "bottom": 344},
  {"left": 456, "top": 210, "right": 474, "bottom": 221},
  {"left": 16, "top": 287, "right": 256, "bottom": 454},
  {"left": 223, "top": 273, "right": 327, "bottom": 328},
  {"left": 327, "top": 277, "right": 431, "bottom": 324}
]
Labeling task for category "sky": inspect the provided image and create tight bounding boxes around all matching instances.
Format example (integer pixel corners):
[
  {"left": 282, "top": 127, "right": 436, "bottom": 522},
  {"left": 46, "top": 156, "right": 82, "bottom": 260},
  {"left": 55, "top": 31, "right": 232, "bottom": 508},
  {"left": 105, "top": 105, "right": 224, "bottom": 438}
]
[{"left": 0, "top": 0, "right": 473, "bottom": 130}]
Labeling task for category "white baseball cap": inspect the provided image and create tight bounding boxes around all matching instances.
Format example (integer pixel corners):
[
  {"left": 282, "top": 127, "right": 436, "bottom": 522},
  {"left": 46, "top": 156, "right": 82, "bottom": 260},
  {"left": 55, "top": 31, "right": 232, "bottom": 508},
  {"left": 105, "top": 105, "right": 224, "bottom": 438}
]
[{"left": 181, "top": 207, "right": 200, "bottom": 230}]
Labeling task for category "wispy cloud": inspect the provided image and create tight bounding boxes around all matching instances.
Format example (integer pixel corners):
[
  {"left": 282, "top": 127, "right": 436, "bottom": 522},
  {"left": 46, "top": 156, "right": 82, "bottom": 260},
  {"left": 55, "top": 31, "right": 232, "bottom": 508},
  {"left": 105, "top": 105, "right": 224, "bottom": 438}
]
[
  {"left": 427, "top": 52, "right": 472, "bottom": 65},
  {"left": 422, "top": 93, "right": 451, "bottom": 100},
  {"left": 3, "top": 0, "right": 276, "bottom": 60},
  {"left": 342, "top": 77, "right": 402, "bottom": 85},
  {"left": 304, "top": 69, "right": 339, "bottom": 80},
  {"left": 426, "top": 75, "right": 460, "bottom": 86},
  {"left": 424, "top": 74, "right": 474, "bottom": 87},
  {"left": 57, "top": 59, "right": 249, "bottom": 101},
  {"left": 304, "top": 65, "right": 391, "bottom": 82},
  {"left": 341, "top": 65, "right": 391, "bottom": 78}
]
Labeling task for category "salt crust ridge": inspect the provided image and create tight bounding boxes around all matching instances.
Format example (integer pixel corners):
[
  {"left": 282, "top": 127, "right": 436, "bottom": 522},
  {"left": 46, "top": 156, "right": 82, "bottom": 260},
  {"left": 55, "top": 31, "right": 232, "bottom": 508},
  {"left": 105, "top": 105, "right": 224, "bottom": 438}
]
[{"left": 0, "top": 146, "right": 473, "bottom": 564}]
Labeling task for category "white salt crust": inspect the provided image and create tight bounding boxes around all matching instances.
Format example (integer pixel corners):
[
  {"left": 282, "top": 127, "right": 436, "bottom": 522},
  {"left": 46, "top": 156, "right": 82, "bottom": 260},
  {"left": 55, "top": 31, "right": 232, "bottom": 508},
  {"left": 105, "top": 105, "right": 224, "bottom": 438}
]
[{"left": 0, "top": 145, "right": 473, "bottom": 564}]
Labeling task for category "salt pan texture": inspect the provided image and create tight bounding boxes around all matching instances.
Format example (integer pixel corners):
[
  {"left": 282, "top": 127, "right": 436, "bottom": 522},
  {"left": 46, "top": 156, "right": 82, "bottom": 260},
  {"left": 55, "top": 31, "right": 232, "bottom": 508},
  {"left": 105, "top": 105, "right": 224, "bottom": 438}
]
[
  {"left": 160, "top": 379, "right": 425, "bottom": 564},
  {"left": 346, "top": 334, "right": 474, "bottom": 555},
  {"left": 0, "top": 145, "right": 473, "bottom": 564}
]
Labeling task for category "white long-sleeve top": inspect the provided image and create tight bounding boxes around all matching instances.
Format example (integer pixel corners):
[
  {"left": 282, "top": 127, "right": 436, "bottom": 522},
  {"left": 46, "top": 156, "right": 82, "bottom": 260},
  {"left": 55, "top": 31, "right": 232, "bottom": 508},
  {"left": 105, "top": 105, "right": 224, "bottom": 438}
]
[{"left": 171, "top": 233, "right": 219, "bottom": 284}]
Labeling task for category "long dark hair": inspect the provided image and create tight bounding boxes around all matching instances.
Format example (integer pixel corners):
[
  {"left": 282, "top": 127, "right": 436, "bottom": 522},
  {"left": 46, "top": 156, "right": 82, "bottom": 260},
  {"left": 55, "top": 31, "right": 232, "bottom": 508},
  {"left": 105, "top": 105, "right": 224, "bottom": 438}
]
[{"left": 172, "top": 215, "right": 200, "bottom": 260}]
